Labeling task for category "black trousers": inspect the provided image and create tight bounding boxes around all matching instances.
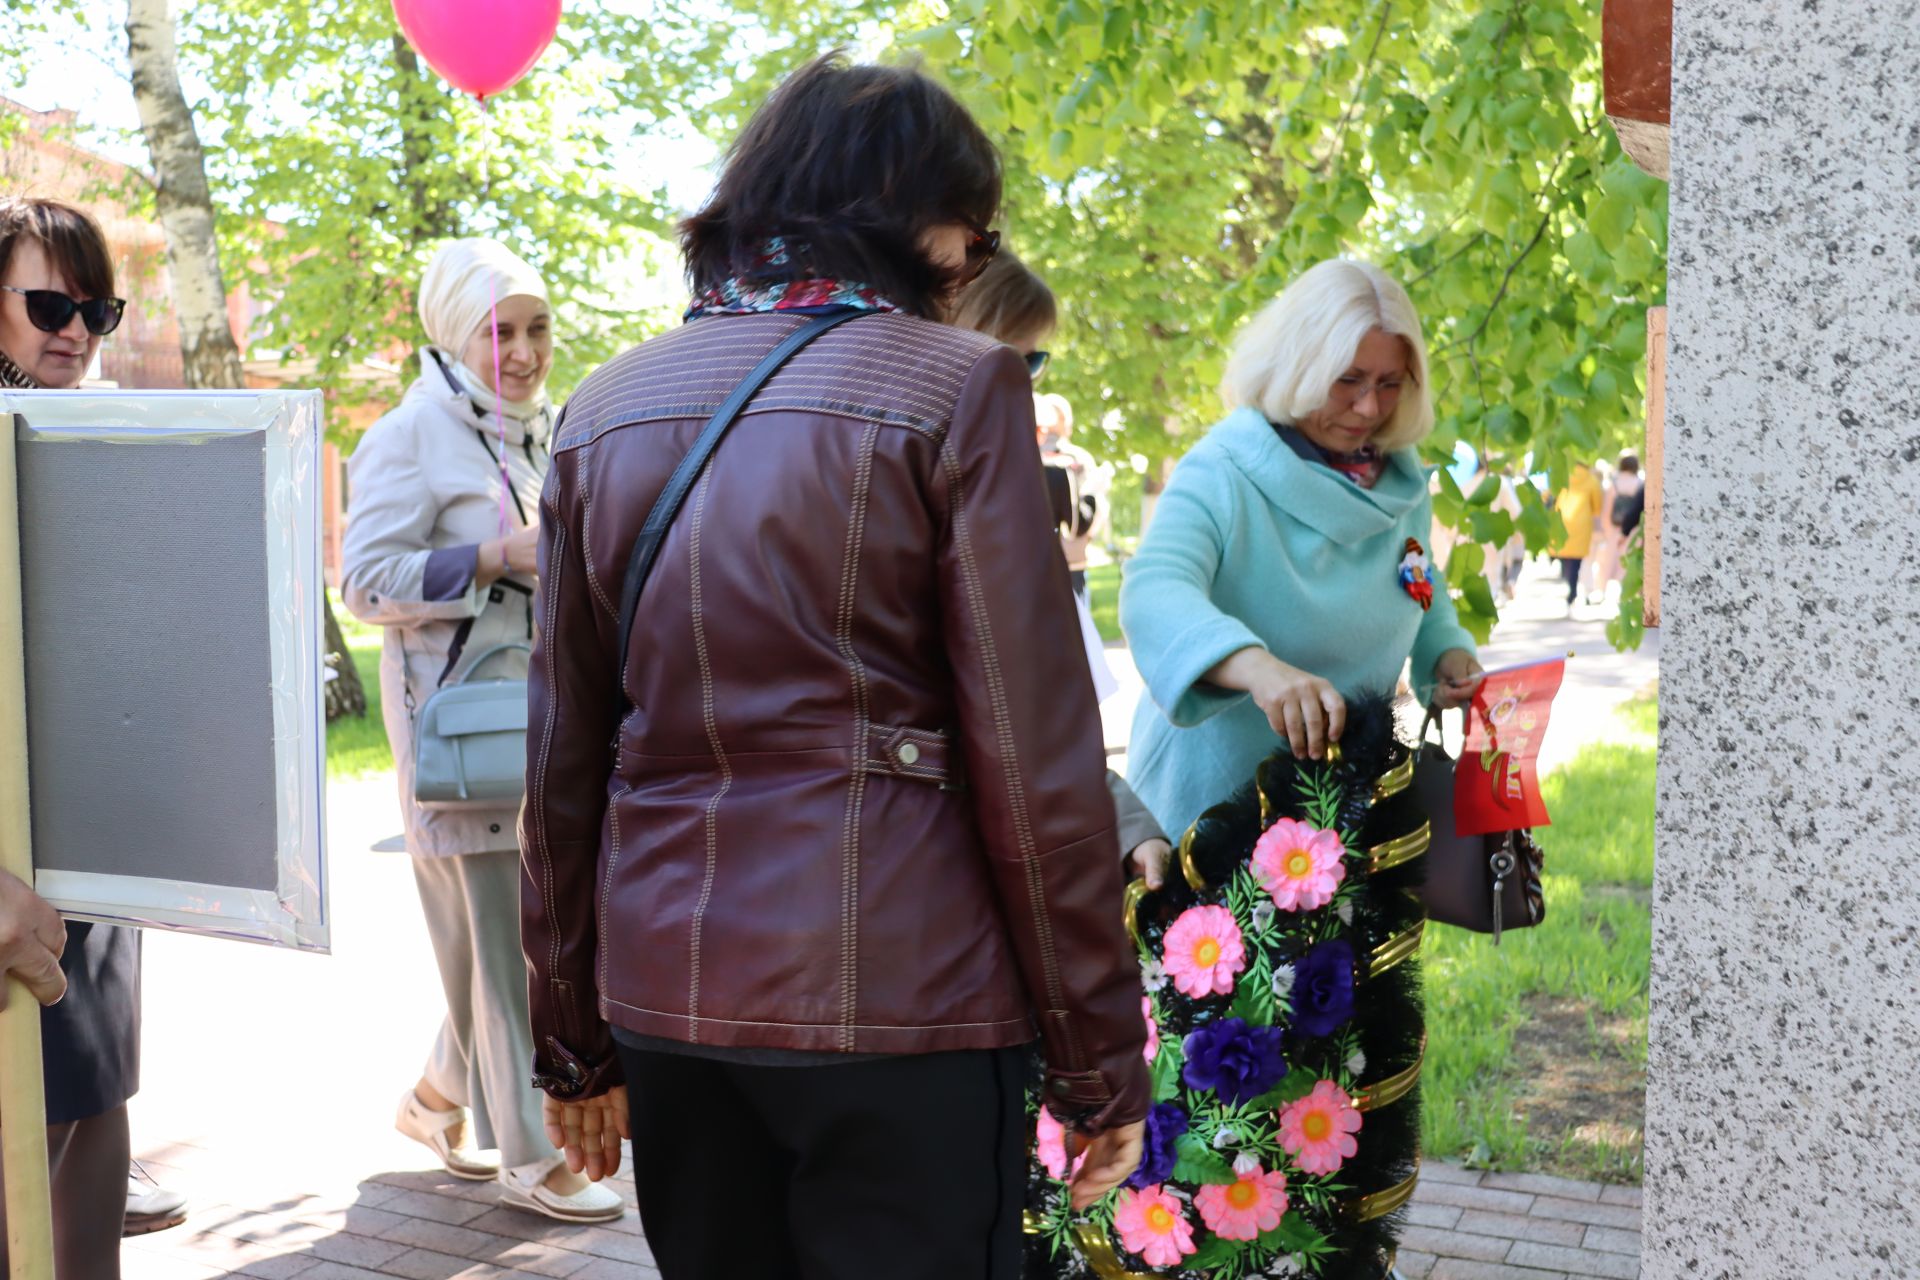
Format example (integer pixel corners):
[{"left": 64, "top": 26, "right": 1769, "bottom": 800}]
[
  {"left": 615, "top": 1043, "right": 1027, "bottom": 1280},
  {"left": 1556, "top": 555, "right": 1583, "bottom": 603}
]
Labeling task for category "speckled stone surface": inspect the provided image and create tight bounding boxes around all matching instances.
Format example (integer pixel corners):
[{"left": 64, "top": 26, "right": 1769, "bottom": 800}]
[{"left": 1645, "top": 2, "right": 1920, "bottom": 1277}]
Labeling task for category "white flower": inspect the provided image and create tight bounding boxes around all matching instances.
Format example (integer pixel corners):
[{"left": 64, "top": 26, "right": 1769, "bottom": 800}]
[
  {"left": 1337, "top": 898, "right": 1355, "bottom": 925},
  {"left": 1232, "top": 1150, "right": 1262, "bottom": 1177},
  {"left": 1271, "top": 964, "right": 1296, "bottom": 1000},
  {"left": 1250, "top": 901, "right": 1276, "bottom": 934},
  {"left": 1139, "top": 957, "right": 1169, "bottom": 993},
  {"left": 1212, "top": 1127, "right": 1237, "bottom": 1150},
  {"left": 1346, "top": 1048, "right": 1368, "bottom": 1077},
  {"left": 1267, "top": 1256, "right": 1305, "bottom": 1278}
]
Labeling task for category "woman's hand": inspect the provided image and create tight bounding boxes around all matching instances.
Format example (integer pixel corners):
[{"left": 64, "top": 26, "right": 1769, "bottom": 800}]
[
  {"left": 1067, "top": 1119, "right": 1147, "bottom": 1210},
  {"left": 478, "top": 526, "right": 541, "bottom": 585},
  {"left": 1207, "top": 648, "right": 1345, "bottom": 760},
  {"left": 542, "top": 1085, "right": 630, "bottom": 1181},
  {"left": 1431, "top": 648, "right": 1485, "bottom": 710},
  {"left": 1129, "top": 838, "right": 1171, "bottom": 890}
]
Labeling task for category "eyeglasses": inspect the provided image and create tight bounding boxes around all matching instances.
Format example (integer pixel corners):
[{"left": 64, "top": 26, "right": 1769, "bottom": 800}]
[
  {"left": 1330, "top": 373, "right": 1407, "bottom": 402},
  {"left": 1025, "top": 350, "right": 1051, "bottom": 383},
  {"left": 1, "top": 287, "right": 126, "bottom": 337},
  {"left": 956, "top": 216, "right": 1000, "bottom": 287}
]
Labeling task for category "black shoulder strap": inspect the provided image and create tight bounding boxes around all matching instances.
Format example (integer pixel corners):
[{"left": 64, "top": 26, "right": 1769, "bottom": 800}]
[{"left": 613, "top": 310, "right": 866, "bottom": 716}]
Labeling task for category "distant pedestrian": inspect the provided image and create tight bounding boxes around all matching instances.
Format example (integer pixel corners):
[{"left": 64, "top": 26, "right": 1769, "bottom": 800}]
[
  {"left": 341, "top": 237, "right": 622, "bottom": 1224},
  {"left": 1550, "top": 460, "right": 1604, "bottom": 610},
  {"left": 1592, "top": 452, "right": 1645, "bottom": 598}
]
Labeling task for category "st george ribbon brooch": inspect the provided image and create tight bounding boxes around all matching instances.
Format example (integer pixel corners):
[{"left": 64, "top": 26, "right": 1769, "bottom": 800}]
[{"left": 1398, "top": 537, "right": 1434, "bottom": 611}]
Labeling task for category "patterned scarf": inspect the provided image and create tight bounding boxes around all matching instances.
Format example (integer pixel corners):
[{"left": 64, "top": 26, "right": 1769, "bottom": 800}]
[
  {"left": 0, "top": 348, "right": 40, "bottom": 389},
  {"left": 1275, "top": 422, "right": 1387, "bottom": 491},
  {"left": 685, "top": 238, "right": 900, "bottom": 320}
]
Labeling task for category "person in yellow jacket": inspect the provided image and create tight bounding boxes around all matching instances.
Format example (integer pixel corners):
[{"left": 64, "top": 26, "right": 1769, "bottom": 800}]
[{"left": 1550, "top": 462, "right": 1604, "bottom": 608}]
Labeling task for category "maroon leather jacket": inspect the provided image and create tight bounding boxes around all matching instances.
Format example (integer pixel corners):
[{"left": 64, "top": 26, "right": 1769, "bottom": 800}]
[{"left": 519, "top": 309, "right": 1149, "bottom": 1133}]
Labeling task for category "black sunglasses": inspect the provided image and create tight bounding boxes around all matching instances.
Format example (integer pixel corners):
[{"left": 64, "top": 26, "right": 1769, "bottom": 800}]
[
  {"left": 2, "top": 287, "right": 126, "bottom": 337},
  {"left": 956, "top": 217, "right": 1001, "bottom": 287},
  {"left": 1025, "top": 350, "right": 1051, "bottom": 382}
]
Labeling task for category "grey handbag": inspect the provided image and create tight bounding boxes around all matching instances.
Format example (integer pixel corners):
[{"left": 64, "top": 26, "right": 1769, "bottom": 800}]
[{"left": 412, "top": 642, "right": 531, "bottom": 810}]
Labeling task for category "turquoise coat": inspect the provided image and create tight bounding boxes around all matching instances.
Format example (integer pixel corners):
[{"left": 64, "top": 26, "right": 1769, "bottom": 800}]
[{"left": 1120, "top": 407, "right": 1476, "bottom": 836}]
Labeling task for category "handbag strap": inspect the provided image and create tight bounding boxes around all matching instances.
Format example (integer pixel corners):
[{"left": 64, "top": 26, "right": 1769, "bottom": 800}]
[
  {"left": 613, "top": 310, "right": 867, "bottom": 718},
  {"left": 449, "top": 641, "right": 533, "bottom": 686}
]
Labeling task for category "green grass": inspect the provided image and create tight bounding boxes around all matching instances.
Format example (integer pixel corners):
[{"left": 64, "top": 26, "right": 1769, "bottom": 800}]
[
  {"left": 326, "top": 594, "right": 396, "bottom": 779},
  {"left": 1419, "top": 693, "right": 1656, "bottom": 1182},
  {"left": 1087, "top": 561, "right": 1122, "bottom": 642}
]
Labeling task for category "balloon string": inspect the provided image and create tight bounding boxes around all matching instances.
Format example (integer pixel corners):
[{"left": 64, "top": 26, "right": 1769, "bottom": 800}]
[{"left": 479, "top": 96, "right": 510, "bottom": 547}]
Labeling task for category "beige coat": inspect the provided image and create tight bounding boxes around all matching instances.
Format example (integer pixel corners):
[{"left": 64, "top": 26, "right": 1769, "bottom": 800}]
[{"left": 341, "top": 352, "right": 552, "bottom": 857}]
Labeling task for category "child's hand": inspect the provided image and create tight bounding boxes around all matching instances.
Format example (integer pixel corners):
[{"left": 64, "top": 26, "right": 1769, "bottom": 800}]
[{"left": 1130, "top": 838, "right": 1171, "bottom": 890}]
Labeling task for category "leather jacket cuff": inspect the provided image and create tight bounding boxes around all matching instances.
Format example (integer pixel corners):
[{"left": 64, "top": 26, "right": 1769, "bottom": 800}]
[
  {"left": 532, "top": 1036, "right": 624, "bottom": 1101},
  {"left": 1043, "top": 1064, "right": 1149, "bottom": 1136}
]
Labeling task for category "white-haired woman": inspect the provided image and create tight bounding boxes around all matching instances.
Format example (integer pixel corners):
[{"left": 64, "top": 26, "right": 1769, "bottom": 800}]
[
  {"left": 1119, "top": 258, "right": 1484, "bottom": 836},
  {"left": 342, "top": 238, "right": 622, "bottom": 1223}
]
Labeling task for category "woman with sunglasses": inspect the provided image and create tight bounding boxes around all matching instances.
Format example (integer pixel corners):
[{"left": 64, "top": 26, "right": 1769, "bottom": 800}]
[
  {"left": 0, "top": 195, "right": 145, "bottom": 1272},
  {"left": 520, "top": 53, "right": 1147, "bottom": 1278},
  {"left": 1120, "top": 258, "right": 1486, "bottom": 840}
]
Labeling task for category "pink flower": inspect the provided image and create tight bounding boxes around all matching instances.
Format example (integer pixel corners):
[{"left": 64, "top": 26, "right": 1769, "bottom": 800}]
[
  {"left": 1252, "top": 817, "right": 1347, "bottom": 912},
  {"left": 1161, "top": 904, "right": 1247, "bottom": 998},
  {"left": 1195, "top": 1164, "right": 1290, "bottom": 1240},
  {"left": 1278, "top": 1080, "right": 1363, "bottom": 1175},
  {"left": 1035, "top": 1104, "right": 1086, "bottom": 1181},
  {"left": 1142, "top": 996, "right": 1160, "bottom": 1062},
  {"left": 1113, "top": 1185, "right": 1198, "bottom": 1266}
]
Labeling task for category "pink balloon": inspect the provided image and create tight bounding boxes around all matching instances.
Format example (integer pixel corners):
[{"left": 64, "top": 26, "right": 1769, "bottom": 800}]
[{"left": 392, "top": 0, "right": 561, "bottom": 100}]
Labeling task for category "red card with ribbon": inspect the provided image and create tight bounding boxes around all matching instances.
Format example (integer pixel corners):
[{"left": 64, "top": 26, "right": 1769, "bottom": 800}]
[{"left": 1454, "top": 658, "right": 1566, "bottom": 837}]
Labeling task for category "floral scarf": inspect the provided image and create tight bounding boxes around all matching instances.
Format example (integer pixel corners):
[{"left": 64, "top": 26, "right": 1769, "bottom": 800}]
[
  {"left": 1274, "top": 422, "right": 1387, "bottom": 490},
  {"left": 685, "top": 238, "right": 900, "bottom": 320},
  {"left": 0, "top": 348, "right": 39, "bottom": 389}
]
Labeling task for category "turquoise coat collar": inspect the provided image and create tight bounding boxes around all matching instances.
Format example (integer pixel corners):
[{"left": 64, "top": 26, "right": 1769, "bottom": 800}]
[{"left": 1212, "top": 407, "right": 1427, "bottom": 546}]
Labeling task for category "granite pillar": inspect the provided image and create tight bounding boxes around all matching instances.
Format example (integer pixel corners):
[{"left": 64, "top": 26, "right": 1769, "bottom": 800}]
[{"left": 1645, "top": 2, "right": 1920, "bottom": 1275}]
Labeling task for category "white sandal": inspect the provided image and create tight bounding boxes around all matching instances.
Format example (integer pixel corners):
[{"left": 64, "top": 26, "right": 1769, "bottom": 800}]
[
  {"left": 394, "top": 1089, "right": 500, "bottom": 1182},
  {"left": 498, "top": 1155, "right": 626, "bottom": 1223}
]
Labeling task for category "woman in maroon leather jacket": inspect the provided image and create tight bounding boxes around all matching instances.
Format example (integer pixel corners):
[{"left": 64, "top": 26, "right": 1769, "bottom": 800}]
[{"left": 519, "top": 54, "right": 1148, "bottom": 1278}]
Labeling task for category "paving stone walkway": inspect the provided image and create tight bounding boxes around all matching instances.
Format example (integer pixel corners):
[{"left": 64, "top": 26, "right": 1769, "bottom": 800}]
[{"left": 120, "top": 1148, "right": 1640, "bottom": 1279}]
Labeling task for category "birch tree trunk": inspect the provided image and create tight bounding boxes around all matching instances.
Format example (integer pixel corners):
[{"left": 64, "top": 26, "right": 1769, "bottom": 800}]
[
  {"left": 125, "top": 0, "right": 367, "bottom": 721},
  {"left": 126, "top": 0, "right": 245, "bottom": 391}
]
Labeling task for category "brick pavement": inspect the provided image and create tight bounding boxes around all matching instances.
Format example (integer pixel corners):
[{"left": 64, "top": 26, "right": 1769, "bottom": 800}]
[{"left": 121, "top": 1146, "right": 1639, "bottom": 1279}]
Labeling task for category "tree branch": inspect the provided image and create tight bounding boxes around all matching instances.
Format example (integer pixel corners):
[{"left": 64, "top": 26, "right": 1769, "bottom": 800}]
[{"left": 1318, "top": 0, "right": 1394, "bottom": 177}]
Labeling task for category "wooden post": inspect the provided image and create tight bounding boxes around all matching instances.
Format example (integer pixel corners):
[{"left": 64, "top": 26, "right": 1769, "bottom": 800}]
[{"left": 0, "top": 413, "right": 55, "bottom": 1278}]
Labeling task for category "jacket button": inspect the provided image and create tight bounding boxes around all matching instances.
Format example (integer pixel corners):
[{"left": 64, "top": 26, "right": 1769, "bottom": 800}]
[
  {"left": 490, "top": 823, "right": 501, "bottom": 834},
  {"left": 897, "top": 742, "right": 921, "bottom": 766},
  {"left": 1051, "top": 1078, "right": 1071, "bottom": 1096}
]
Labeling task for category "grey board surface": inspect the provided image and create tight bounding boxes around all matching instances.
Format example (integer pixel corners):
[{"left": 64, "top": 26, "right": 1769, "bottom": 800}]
[{"left": 18, "top": 429, "right": 279, "bottom": 890}]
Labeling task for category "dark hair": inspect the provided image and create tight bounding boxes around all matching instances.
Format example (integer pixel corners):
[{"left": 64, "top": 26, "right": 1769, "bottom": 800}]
[
  {"left": 0, "top": 196, "right": 116, "bottom": 300},
  {"left": 679, "top": 52, "right": 1001, "bottom": 318},
  {"left": 949, "top": 249, "right": 1056, "bottom": 343},
  {"left": 1617, "top": 452, "right": 1641, "bottom": 474}
]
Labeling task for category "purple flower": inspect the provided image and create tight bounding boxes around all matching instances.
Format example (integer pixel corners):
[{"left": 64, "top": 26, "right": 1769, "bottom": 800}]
[
  {"left": 1125, "top": 1103, "right": 1191, "bottom": 1189},
  {"left": 1182, "top": 1016, "right": 1288, "bottom": 1105},
  {"left": 1289, "top": 938, "right": 1356, "bottom": 1038}
]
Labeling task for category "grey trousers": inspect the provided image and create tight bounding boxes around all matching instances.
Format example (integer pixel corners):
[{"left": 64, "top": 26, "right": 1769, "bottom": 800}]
[
  {"left": 412, "top": 849, "right": 554, "bottom": 1168},
  {"left": 0, "top": 1104, "right": 130, "bottom": 1277}
]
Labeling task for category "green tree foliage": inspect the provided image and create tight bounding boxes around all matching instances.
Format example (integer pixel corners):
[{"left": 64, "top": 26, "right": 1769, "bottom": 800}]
[
  {"left": 180, "top": 0, "right": 700, "bottom": 419},
  {"left": 688, "top": 0, "right": 1666, "bottom": 642}
]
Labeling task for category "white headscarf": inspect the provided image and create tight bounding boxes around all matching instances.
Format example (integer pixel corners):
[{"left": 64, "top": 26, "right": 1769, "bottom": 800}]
[{"left": 418, "top": 238, "right": 552, "bottom": 422}]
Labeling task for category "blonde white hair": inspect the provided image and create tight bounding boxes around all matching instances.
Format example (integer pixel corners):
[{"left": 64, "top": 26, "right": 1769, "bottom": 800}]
[{"left": 1220, "top": 258, "right": 1435, "bottom": 452}]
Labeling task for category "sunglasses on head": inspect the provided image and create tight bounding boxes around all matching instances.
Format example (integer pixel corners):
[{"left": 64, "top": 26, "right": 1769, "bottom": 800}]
[
  {"left": 1025, "top": 350, "right": 1051, "bottom": 382},
  {"left": 956, "top": 217, "right": 1001, "bottom": 288},
  {"left": 2, "top": 287, "right": 126, "bottom": 337}
]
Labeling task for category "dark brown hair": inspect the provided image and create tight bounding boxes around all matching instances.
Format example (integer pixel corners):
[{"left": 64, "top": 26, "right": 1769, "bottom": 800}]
[
  {"left": 948, "top": 249, "right": 1056, "bottom": 344},
  {"left": 0, "top": 196, "right": 116, "bottom": 299},
  {"left": 1617, "top": 452, "right": 1641, "bottom": 475},
  {"left": 679, "top": 52, "right": 1001, "bottom": 318}
]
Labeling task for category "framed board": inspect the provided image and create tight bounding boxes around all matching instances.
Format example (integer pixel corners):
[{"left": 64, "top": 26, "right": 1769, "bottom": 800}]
[{"left": 3, "top": 390, "right": 329, "bottom": 951}]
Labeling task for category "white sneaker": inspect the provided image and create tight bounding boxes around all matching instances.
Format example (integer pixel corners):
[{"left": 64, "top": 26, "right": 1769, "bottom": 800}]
[
  {"left": 498, "top": 1156, "right": 626, "bottom": 1224},
  {"left": 394, "top": 1089, "right": 501, "bottom": 1181}
]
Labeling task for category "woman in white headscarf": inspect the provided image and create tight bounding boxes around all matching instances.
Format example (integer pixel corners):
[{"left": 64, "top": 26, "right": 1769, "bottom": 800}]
[{"left": 341, "top": 238, "right": 623, "bottom": 1224}]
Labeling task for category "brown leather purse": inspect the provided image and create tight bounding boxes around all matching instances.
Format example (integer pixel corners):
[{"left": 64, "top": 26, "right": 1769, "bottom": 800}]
[{"left": 1412, "top": 708, "right": 1545, "bottom": 942}]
